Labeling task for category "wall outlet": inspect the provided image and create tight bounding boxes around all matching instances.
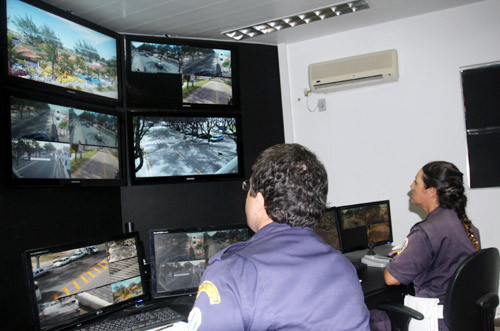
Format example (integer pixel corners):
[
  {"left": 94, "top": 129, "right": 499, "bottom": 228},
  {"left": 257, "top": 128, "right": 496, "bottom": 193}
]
[{"left": 317, "top": 98, "right": 326, "bottom": 112}]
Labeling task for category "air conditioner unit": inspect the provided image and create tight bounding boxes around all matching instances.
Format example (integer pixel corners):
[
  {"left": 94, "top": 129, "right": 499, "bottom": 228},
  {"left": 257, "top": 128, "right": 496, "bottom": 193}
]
[{"left": 308, "top": 49, "right": 399, "bottom": 93}]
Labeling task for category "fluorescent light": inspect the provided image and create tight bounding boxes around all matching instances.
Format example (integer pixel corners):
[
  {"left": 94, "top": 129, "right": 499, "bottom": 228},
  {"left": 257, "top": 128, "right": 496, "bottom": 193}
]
[{"left": 222, "top": 0, "right": 369, "bottom": 40}]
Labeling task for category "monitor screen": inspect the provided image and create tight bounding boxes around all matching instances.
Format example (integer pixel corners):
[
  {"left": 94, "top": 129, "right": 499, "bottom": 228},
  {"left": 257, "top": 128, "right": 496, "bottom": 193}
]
[
  {"left": 3, "top": 0, "right": 121, "bottom": 104},
  {"left": 23, "top": 232, "right": 148, "bottom": 331},
  {"left": 336, "top": 200, "right": 393, "bottom": 253},
  {"left": 128, "top": 111, "right": 243, "bottom": 184},
  {"left": 125, "top": 35, "right": 236, "bottom": 109},
  {"left": 149, "top": 224, "right": 251, "bottom": 298},
  {"left": 4, "top": 89, "right": 125, "bottom": 186},
  {"left": 313, "top": 207, "right": 342, "bottom": 251}
]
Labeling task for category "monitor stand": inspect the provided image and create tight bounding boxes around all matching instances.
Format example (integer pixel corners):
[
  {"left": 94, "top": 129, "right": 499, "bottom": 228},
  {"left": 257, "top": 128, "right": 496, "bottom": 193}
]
[{"left": 361, "top": 241, "right": 391, "bottom": 268}]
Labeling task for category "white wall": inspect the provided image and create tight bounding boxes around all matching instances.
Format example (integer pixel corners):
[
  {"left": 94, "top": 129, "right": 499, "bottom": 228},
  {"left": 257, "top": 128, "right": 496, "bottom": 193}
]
[{"left": 279, "top": 0, "right": 500, "bottom": 252}]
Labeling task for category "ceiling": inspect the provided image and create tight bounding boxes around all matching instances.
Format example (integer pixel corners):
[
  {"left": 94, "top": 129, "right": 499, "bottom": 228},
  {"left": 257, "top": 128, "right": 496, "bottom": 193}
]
[{"left": 41, "top": 0, "right": 483, "bottom": 45}]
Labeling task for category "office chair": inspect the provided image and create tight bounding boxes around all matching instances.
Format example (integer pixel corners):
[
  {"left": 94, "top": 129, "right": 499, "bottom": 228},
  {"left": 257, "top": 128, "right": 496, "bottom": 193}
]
[{"left": 377, "top": 247, "right": 500, "bottom": 331}]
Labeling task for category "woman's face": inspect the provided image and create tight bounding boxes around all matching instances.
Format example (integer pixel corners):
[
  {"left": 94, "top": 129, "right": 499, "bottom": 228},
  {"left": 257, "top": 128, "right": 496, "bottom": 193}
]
[{"left": 410, "top": 169, "right": 429, "bottom": 207}]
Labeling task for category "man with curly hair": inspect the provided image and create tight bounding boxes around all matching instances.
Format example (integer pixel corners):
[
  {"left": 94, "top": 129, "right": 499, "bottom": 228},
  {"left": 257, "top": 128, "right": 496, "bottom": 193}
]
[{"left": 187, "top": 143, "right": 369, "bottom": 330}]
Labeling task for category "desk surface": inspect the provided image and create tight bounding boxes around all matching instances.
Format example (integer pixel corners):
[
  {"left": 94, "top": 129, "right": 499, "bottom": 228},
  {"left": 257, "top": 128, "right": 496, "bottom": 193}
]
[{"left": 345, "top": 244, "right": 406, "bottom": 309}]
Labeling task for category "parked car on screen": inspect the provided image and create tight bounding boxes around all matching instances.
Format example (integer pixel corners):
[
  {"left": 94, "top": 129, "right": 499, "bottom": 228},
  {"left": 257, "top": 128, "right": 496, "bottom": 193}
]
[
  {"left": 210, "top": 135, "right": 224, "bottom": 142},
  {"left": 33, "top": 267, "right": 49, "bottom": 278},
  {"left": 69, "top": 251, "right": 85, "bottom": 261},
  {"left": 52, "top": 256, "right": 71, "bottom": 267}
]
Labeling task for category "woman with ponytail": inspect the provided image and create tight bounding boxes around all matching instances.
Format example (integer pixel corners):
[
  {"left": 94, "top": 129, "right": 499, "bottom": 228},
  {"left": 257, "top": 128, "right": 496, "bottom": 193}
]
[{"left": 382, "top": 161, "right": 480, "bottom": 330}]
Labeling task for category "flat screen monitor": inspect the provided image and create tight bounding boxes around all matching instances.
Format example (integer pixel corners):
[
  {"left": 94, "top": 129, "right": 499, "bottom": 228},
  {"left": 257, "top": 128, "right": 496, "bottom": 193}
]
[
  {"left": 2, "top": 0, "right": 122, "bottom": 105},
  {"left": 128, "top": 111, "right": 243, "bottom": 184},
  {"left": 149, "top": 224, "right": 251, "bottom": 298},
  {"left": 23, "top": 232, "right": 148, "bottom": 331},
  {"left": 125, "top": 35, "right": 237, "bottom": 109},
  {"left": 313, "top": 207, "right": 342, "bottom": 251},
  {"left": 4, "top": 89, "right": 125, "bottom": 186},
  {"left": 336, "top": 200, "right": 393, "bottom": 253}
]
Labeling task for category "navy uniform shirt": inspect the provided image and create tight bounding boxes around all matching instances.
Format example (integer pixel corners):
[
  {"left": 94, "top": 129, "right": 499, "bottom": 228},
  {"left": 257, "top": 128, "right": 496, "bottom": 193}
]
[
  {"left": 187, "top": 222, "right": 370, "bottom": 330},
  {"left": 387, "top": 207, "right": 480, "bottom": 302}
]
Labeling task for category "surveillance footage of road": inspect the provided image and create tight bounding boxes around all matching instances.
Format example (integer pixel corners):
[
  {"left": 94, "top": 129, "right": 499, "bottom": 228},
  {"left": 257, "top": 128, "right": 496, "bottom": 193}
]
[{"left": 32, "top": 239, "right": 143, "bottom": 328}]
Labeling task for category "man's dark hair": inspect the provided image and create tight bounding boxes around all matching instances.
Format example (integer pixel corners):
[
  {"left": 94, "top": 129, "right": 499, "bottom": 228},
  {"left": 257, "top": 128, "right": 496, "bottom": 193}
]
[{"left": 249, "top": 143, "right": 328, "bottom": 227}]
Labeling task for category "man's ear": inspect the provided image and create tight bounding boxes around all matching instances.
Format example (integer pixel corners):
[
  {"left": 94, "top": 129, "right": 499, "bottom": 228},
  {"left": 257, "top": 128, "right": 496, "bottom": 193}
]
[{"left": 255, "top": 192, "right": 265, "bottom": 212}]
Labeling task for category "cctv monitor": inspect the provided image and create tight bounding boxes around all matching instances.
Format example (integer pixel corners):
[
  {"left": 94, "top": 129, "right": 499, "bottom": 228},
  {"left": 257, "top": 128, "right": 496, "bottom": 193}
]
[
  {"left": 2, "top": 0, "right": 122, "bottom": 105},
  {"left": 336, "top": 200, "right": 393, "bottom": 253},
  {"left": 128, "top": 110, "right": 243, "bottom": 184},
  {"left": 22, "top": 232, "right": 148, "bottom": 331},
  {"left": 4, "top": 89, "right": 125, "bottom": 186},
  {"left": 149, "top": 224, "right": 251, "bottom": 298}
]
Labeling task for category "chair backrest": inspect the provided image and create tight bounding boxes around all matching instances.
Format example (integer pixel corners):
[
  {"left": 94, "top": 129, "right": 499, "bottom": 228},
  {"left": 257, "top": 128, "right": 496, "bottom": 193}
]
[{"left": 444, "top": 247, "right": 500, "bottom": 331}]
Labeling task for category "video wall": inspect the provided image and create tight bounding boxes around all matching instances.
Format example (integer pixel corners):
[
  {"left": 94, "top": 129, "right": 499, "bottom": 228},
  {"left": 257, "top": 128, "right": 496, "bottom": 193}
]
[{"left": 1, "top": 0, "right": 242, "bottom": 186}]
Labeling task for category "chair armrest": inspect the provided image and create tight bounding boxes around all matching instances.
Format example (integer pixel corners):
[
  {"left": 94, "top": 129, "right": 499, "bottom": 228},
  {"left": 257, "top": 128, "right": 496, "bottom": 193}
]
[
  {"left": 476, "top": 293, "right": 499, "bottom": 311},
  {"left": 377, "top": 302, "right": 425, "bottom": 320}
]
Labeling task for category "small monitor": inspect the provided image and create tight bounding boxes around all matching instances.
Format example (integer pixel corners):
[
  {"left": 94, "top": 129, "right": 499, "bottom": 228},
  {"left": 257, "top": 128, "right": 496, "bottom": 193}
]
[
  {"left": 4, "top": 89, "right": 125, "bottom": 186},
  {"left": 336, "top": 200, "right": 393, "bottom": 253},
  {"left": 23, "top": 232, "right": 148, "bottom": 331},
  {"left": 128, "top": 110, "right": 243, "bottom": 184},
  {"left": 3, "top": 0, "right": 122, "bottom": 105},
  {"left": 149, "top": 224, "right": 251, "bottom": 298},
  {"left": 313, "top": 207, "right": 342, "bottom": 251}
]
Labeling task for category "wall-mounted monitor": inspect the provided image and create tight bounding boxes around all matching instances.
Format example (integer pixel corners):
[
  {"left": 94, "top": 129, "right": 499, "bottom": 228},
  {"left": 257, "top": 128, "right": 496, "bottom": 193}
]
[
  {"left": 128, "top": 110, "right": 243, "bottom": 184},
  {"left": 3, "top": 88, "right": 125, "bottom": 186},
  {"left": 125, "top": 35, "right": 237, "bottom": 109},
  {"left": 336, "top": 200, "right": 393, "bottom": 253},
  {"left": 149, "top": 224, "right": 251, "bottom": 298},
  {"left": 2, "top": 0, "right": 122, "bottom": 106}
]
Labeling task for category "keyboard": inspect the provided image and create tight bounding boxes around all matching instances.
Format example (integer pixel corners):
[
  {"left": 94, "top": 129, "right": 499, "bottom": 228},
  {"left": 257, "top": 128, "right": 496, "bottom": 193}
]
[{"left": 75, "top": 305, "right": 184, "bottom": 331}]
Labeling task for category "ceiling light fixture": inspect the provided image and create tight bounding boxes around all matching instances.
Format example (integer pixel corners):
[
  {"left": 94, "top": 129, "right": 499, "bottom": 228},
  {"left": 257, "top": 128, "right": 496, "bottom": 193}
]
[{"left": 222, "top": 0, "right": 369, "bottom": 41}]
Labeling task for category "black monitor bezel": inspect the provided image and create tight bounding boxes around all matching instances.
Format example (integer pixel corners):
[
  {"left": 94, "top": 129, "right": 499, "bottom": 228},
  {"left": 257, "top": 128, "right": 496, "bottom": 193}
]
[
  {"left": 3, "top": 87, "right": 126, "bottom": 187},
  {"left": 149, "top": 223, "right": 251, "bottom": 299},
  {"left": 1, "top": 0, "right": 124, "bottom": 107},
  {"left": 124, "top": 34, "right": 239, "bottom": 110},
  {"left": 336, "top": 199, "right": 393, "bottom": 253},
  {"left": 127, "top": 109, "right": 244, "bottom": 185},
  {"left": 22, "top": 231, "right": 148, "bottom": 331}
]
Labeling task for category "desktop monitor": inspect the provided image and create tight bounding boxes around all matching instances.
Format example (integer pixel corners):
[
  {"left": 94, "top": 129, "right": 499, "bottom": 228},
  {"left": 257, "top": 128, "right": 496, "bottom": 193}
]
[
  {"left": 336, "top": 200, "right": 393, "bottom": 253},
  {"left": 313, "top": 207, "right": 342, "bottom": 251},
  {"left": 128, "top": 110, "right": 243, "bottom": 184},
  {"left": 149, "top": 224, "right": 251, "bottom": 299},
  {"left": 2, "top": 0, "right": 122, "bottom": 105},
  {"left": 3, "top": 89, "right": 125, "bottom": 186},
  {"left": 23, "top": 232, "right": 148, "bottom": 331}
]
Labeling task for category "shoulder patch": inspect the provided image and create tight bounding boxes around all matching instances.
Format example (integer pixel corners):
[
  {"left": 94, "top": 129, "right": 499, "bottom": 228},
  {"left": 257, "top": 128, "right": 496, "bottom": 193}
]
[
  {"left": 187, "top": 307, "right": 202, "bottom": 331},
  {"left": 398, "top": 237, "right": 409, "bottom": 255},
  {"left": 196, "top": 280, "right": 221, "bottom": 305}
]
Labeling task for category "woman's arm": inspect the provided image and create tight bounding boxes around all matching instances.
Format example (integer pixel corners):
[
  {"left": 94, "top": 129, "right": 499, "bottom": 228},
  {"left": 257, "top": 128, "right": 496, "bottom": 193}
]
[{"left": 384, "top": 268, "right": 401, "bottom": 286}]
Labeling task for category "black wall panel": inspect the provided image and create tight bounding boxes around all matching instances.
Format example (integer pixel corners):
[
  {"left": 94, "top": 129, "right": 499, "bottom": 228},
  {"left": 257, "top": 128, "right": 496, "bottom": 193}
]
[{"left": 461, "top": 63, "right": 500, "bottom": 188}]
